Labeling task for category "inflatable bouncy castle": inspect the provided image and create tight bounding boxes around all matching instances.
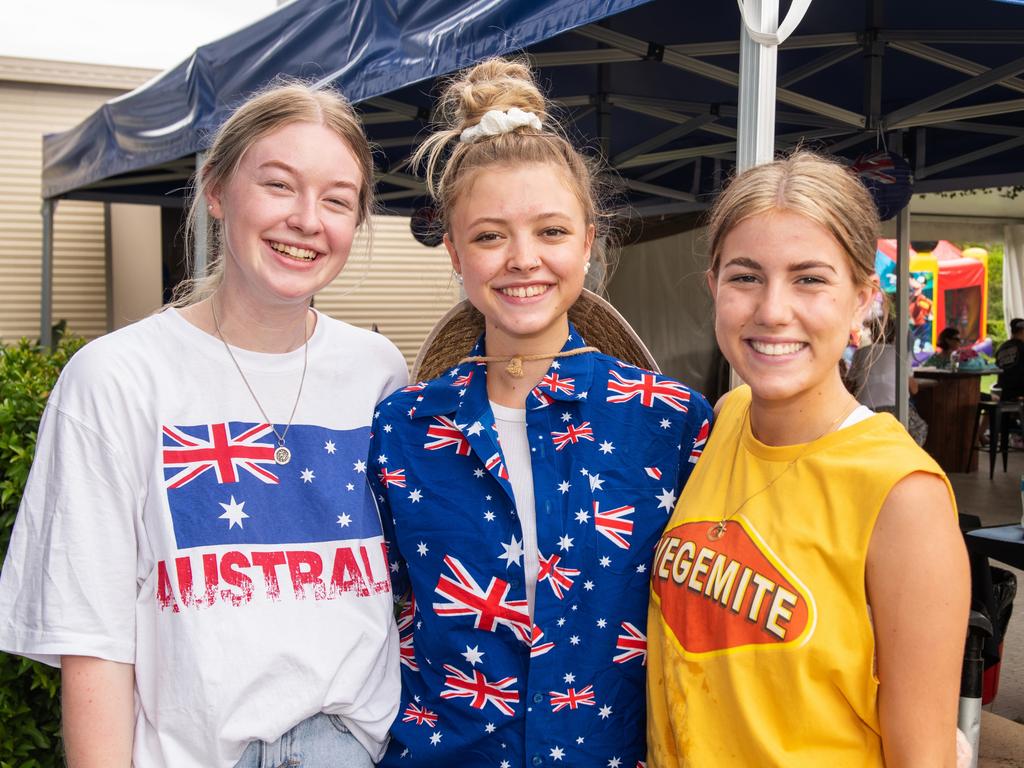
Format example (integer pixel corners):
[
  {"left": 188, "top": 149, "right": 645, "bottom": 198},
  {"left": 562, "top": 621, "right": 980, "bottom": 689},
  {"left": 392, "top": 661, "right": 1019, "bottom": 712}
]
[{"left": 875, "top": 240, "right": 988, "bottom": 353}]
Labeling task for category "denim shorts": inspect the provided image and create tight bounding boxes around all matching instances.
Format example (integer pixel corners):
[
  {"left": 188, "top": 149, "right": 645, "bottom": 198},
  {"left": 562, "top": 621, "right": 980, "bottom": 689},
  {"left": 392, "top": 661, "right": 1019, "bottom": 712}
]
[{"left": 233, "top": 713, "right": 374, "bottom": 768}]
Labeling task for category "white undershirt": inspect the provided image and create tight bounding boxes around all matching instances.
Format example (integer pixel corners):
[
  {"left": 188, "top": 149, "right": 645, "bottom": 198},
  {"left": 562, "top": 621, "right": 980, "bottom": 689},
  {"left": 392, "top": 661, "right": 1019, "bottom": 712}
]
[
  {"left": 840, "top": 404, "right": 875, "bottom": 429},
  {"left": 489, "top": 401, "right": 539, "bottom": 620}
]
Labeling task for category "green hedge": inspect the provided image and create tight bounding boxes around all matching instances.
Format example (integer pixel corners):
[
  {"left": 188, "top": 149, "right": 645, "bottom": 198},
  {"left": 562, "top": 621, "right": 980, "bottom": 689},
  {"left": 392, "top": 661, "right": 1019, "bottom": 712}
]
[{"left": 1, "top": 337, "right": 84, "bottom": 768}]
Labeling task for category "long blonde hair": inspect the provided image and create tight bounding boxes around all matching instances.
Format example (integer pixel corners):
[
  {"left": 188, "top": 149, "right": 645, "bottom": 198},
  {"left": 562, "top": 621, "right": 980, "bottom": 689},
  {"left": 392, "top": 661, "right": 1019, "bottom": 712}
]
[{"left": 174, "top": 79, "right": 375, "bottom": 306}]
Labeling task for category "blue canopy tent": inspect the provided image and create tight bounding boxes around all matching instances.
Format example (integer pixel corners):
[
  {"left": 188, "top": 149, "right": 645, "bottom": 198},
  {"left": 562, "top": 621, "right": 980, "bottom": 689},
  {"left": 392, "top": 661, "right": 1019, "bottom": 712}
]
[{"left": 37, "top": 0, "right": 1024, "bottom": 410}]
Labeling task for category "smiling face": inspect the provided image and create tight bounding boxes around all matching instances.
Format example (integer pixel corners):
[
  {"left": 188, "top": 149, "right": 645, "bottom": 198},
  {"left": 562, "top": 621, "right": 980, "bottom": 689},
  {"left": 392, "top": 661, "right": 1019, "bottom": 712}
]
[
  {"left": 445, "top": 162, "right": 595, "bottom": 355},
  {"left": 710, "top": 209, "right": 873, "bottom": 409},
  {"left": 207, "top": 120, "right": 363, "bottom": 312}
]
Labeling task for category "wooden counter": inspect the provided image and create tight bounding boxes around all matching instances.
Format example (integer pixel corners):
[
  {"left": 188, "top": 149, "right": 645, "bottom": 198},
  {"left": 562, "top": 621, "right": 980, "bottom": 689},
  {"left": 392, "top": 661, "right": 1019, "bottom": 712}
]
[{"left": 913, "top": 368, "right": 995, "bottom": 473}]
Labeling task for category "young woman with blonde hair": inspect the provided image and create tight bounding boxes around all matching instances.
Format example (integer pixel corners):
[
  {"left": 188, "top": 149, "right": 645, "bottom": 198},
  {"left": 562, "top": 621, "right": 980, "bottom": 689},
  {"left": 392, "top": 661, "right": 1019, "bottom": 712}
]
[
  {"left": 369, "top": 57, "right": 712, "bottom": 767},
  {"left": 0, "top": 82, "right": 406, "bottom": 767},
  {"left": 647, "top": 151, "right": 969, "bottom": 767}
]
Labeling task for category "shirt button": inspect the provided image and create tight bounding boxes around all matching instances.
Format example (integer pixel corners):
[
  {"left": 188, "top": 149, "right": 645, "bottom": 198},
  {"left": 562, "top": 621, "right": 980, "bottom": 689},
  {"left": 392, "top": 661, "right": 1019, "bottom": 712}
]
[
  {"left": 533, "top": 692, "right": 544, "bottom": 703},
  {"left": 532, "top": 757, "right": 543, "bottom": 767}
]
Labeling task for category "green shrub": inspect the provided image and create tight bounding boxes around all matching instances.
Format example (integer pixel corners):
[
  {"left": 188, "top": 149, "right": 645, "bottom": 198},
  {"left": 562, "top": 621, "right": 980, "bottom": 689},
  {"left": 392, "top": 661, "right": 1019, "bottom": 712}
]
[{"left": 0, "top": 336, "right": 84, "bottom": 768}]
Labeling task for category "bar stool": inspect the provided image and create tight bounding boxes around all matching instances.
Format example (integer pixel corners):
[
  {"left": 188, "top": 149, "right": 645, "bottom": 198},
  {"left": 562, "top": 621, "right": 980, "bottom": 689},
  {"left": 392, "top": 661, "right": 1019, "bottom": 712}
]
[{"left": 969, "top": 398, "right": 1024, "bottom": 479}]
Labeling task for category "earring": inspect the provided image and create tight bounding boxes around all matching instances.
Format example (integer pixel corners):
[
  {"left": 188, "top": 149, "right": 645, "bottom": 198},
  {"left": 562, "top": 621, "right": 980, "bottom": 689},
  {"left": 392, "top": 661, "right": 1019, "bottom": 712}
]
[
  {"left": 207, "top": 204, "right": 213, "bottom": 212},
  {"left": 454, "top": 272, "right": 464, "bottom": 284},
  {"left": 584, "top": 261, "right": 591, "bottom": 275}
]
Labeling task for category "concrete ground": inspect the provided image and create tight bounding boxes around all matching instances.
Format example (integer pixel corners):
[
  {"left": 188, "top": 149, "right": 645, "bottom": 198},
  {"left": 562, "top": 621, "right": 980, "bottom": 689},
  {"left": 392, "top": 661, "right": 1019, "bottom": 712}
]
[{"left": 948, "top": 447, "right": 1024, "bottom": 766}]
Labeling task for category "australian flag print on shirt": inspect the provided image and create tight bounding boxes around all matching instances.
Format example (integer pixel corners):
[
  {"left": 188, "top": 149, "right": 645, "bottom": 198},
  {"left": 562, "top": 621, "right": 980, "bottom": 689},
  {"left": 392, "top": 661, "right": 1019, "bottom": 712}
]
[{"left": 162, "top": 422, "right": 380, "bottom": 549}]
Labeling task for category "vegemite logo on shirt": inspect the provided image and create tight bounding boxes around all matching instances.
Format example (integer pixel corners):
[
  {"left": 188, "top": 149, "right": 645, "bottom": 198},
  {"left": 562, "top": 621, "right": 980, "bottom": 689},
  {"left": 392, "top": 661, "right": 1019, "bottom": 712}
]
[
  {"left": 157, "top": 422, "right": 388, "bottom": 611},
  {"left": 651, "top": 518, "right": 815, "bottom": 656}
]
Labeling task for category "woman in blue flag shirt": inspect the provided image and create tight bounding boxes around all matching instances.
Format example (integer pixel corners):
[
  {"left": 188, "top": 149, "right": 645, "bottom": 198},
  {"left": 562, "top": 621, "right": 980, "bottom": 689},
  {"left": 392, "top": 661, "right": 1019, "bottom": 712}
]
[{"left": 369, "top": 58, "right": 712, "bottom": 767}]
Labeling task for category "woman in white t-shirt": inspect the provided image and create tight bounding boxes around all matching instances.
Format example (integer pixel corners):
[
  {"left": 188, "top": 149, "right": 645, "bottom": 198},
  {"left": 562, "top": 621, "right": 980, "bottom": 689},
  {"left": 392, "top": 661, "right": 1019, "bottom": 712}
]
[{"left": 0, "top": 82, "right": 405, "bottom": 767}]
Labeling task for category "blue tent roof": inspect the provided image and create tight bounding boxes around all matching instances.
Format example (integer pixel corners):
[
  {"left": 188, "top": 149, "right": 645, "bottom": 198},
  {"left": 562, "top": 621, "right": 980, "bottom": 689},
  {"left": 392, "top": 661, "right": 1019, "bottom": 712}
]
[{"left": 44, "top": 0, "right": 1024, "bottom": 208}]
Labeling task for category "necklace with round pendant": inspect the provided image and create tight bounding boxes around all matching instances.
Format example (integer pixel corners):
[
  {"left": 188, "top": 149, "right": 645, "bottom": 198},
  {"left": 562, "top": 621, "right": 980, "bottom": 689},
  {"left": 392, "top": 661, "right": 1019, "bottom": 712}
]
[{"left": 274, "top": 444, "right": 292, "bottom": 465}]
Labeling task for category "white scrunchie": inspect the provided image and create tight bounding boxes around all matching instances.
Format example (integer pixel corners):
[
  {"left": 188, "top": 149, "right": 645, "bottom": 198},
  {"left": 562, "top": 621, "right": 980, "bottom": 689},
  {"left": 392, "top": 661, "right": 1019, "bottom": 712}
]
[{"left": 459, "top": 107, "right": 543, "bottom": 144}]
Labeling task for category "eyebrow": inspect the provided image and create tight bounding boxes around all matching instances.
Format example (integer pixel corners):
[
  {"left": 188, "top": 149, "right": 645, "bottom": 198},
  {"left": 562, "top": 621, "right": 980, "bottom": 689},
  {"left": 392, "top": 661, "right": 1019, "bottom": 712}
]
[
  {"left": 721, "top": 256, "right": 838, "bottom": 274},
  {"left": 258, "top": 160, "right": 359, "bottom": 190},
  {"left": 467, "top": 212, "right": 571, "bottom": 228}
]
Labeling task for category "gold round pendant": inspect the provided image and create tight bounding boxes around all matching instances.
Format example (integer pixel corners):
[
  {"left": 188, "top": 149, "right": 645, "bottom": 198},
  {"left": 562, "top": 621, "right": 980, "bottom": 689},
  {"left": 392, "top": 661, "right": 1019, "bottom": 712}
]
[
  {"left": 274, "top": 445, "right": 292, "bottom": 465},
  {"left": 707, "top": 522, "right": 727, "bottom": 541}
]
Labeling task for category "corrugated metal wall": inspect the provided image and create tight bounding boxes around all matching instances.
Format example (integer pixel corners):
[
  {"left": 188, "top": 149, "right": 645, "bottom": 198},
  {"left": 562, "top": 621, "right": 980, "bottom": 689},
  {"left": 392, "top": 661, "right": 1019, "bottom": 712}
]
[
  {"left": 316, "top": 214, "right": 461, "bottom": 367},
  {"left": 0, "top": 80, "right": 122, "bottom": 342}
]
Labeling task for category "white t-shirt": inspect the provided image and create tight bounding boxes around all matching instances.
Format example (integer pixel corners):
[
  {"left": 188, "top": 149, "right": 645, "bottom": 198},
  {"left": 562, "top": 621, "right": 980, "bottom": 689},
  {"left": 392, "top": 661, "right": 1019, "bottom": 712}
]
[{"left": 0, "top": 308, "right": 407, "bottom": 767}]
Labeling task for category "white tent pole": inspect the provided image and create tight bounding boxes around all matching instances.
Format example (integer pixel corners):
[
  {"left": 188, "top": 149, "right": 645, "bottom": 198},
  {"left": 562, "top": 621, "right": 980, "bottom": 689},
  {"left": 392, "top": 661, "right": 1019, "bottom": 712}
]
[{"left": 736, "top": 0, "right": 780, "bottom": 171}]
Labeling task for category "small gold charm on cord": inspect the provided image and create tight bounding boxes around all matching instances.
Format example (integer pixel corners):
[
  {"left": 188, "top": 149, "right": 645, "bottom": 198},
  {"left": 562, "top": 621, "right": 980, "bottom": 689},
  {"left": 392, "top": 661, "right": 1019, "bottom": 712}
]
[
  {"left": 707, "top": 521, "right": 727, "bottom": 541},
  {"left": 506, "top": 356, "right": 524, "bottom": 377}
]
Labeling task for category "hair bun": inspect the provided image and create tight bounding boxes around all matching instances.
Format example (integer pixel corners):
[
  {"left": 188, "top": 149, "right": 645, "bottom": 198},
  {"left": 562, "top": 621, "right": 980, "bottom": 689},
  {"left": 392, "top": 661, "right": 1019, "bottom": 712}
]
[{"left": 440, "top": 57, "right": 547, "bottom": 133}]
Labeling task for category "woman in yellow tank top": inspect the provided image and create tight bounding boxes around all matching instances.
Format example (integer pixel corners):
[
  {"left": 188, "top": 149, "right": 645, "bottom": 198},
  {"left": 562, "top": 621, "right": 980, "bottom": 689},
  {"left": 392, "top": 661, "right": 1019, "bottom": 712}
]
[{"left": 646, "top": 151, "right": 970, "bottom": 767}]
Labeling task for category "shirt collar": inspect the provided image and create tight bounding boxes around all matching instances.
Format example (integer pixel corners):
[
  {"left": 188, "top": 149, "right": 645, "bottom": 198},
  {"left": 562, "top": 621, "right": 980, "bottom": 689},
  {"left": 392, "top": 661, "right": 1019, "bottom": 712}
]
[{"left": 410, "top": 322, "right": 597, "bottom": 419}]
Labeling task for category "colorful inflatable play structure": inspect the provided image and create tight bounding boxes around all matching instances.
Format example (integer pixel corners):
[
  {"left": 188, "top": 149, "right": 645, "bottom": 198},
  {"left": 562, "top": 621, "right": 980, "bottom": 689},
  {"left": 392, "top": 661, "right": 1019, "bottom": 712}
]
[{"left": 875, "top": 239, "right": 988, "bottom": 354}]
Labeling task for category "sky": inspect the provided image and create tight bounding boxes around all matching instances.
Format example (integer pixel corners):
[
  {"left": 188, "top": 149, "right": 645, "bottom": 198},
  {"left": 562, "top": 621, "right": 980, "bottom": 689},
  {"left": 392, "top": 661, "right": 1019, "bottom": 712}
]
[{"left": 4, "top": 0, "right": 281, "bottom": 70}]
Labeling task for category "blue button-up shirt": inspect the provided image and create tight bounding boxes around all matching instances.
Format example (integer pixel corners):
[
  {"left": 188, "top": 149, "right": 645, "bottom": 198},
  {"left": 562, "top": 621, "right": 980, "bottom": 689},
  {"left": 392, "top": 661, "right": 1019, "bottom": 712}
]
[{"left": 371, "top": 326, "right": 711, "bottom": 767}]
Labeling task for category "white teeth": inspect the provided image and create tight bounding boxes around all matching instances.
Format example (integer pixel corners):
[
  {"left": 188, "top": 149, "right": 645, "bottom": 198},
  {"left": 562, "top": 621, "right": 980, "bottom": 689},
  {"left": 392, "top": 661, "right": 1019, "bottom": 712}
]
[
  {"left": 750, "top": 340, "right": 805, "bottom": 356},
  {"left": 270, "top": 241, "right": 317, "bottom": 261},
  {"left": 499, "top": 285, "right": 549, "bottom": 298}
]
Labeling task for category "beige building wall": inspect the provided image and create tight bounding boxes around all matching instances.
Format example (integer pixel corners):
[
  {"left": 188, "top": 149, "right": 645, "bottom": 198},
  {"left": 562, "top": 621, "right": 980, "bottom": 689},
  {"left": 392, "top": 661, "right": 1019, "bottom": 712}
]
[
  {"left": 110, "top": 204, "right": 164, "bottom": 328},
  {"left": 317, "top": 215, "right": 461, "bottom": 368},
  {"left": 0, "top": 56, "right": 157, "bottom": 342}
]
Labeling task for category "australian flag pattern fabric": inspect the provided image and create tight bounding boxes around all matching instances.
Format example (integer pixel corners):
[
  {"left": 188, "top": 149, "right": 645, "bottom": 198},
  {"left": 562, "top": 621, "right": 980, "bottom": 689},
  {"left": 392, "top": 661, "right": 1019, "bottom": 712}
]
[
  {"left": 370, "top": 325, "right": 712, "bottom": 767},
  {"left": 158, "top": 422, "right": 389, "bottom": 611}
]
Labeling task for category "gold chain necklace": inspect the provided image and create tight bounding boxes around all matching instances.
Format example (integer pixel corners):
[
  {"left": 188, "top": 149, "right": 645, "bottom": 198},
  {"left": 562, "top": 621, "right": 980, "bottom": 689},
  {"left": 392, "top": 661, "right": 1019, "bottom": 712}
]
[
  {"left": 706, "top": 398, "right": 858, "bottom": 542},
  {"left": 211, "top": 298, "right": 309, "bottom": 466}
]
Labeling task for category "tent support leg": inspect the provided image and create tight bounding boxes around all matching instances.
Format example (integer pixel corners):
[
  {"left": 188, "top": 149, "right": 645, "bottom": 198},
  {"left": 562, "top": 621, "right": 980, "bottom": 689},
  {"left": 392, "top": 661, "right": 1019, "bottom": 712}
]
[
  {"left": 893, "top": 132, "right": 911, "bottom": 428},
  {"left": 736, "top": 0, "right": 779, "bottom": 171},
  {"left": 40, "top": 199, "right": 56, "bottom": 349}
]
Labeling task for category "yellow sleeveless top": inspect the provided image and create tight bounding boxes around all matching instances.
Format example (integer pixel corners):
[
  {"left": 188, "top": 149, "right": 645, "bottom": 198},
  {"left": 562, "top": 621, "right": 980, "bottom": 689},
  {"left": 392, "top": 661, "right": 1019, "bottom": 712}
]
[{"left": 646, "top": 386, "right": 953, "bottom": 767}]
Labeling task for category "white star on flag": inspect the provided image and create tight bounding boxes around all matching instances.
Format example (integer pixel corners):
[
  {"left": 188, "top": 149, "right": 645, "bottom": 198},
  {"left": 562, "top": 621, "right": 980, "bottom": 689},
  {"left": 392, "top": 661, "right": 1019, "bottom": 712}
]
[
  {"left": 474, "top": 468, "right": 486, "bottom": 478},
  {"left": 588, "top": 473, "right": 605, "bottom": 491},
  {"left": 484, "top": 511, "right": 496, "bottom": 522},
  {"left": 218, "top": 496, "right": 248, "bottom": 529},
  {"left": 377, "top": 454, "right": 388, "bottom": 464},
  {"left": 346, "top": 482, "right": 354, "bottom": 491},
  {"left": 462, "top": 645, "right": 485, "bottom": 666},
  {"left": 575, "top": 508, "right": 590, "bottom": 523},
  {"left": 576, "top": 737, "right": 585, "bottom": 744},
  {"left": 558, "top": 480, "right": 571, "bottom": 494},
  {"left": 660, "top": 418, "right": 671, "bottom": 429},
  {"left": 656, "top": 488, "right": 678, "bottom": 512},
  {"left": 498, "top": 535, "right": 525, "bottom": 567},
  {"left": 564, "top": 672, "right": 575, "bottom": 683},
  {"left": 485, "top": 723, "right": 496, "bottom": 734},
  {"left": 557, "top": 617, "right": 566, "bottom": 626},
  {"left": 597, "top": 618, "right": 607, "bottom": 628},
  {"left": 550, "top": 747, "right": 565, "bottom": 761},
  {"left": 599, "top": 440, "right": 615, "bottom": 454},
  {"left": 583, "top": 580, "right": 595, "bottom": 591},
  {"left": 561, "top": 412, "right": 573, "bottom": 422},
  {"left": 467, "top": 421, "right": 485, "bottom": 436},
  {"left": 599, "top": 705, "right": 613, "bottom": 719},
  {"left": 324, "top": 440, "right": 336, "bottom": 454},
  {"left": 599, "top": 556, "right": 611, "bottom": 567},
  {"left": 569, "top": 635, "right": 581, "bottom": 645},
  {"left": 608, "top": 757, "right": 622, "bottom": 767},
  {"left": 636, "top": 563, "right": 647, "bottom": 573},
  {"left": 353, "top": 459, "right": 367, "bottom": 473},
  {"left": 409, "top": 489, "right": 423, "bottom": 503},
  {"left": 337, "top": 513, "right": 352, "bottom": 527},
  {"left": 300, "top": 468, "right": 315, "bottom": 483},
  {"left": 558, "top": 534, "right": 574, "bottom": 551},
  {"left": 429, "top": 731, "right": 442, "bottom": 745},
  {"left": 417, "top": 542, "right": 429, "bottom": 556},
  {"left": 383, "top": 424, "right": 393, "bottom": 433}
]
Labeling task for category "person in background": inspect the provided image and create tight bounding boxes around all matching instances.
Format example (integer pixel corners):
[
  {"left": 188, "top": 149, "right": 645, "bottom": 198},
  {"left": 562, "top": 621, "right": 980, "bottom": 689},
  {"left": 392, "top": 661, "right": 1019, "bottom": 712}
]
[
  {"left": 846, "top": 312, "right": 927, "bottom": 445},
  {"left": 923, "top": 326, "right": 965, "bottom": 368},
  {"left": 647, "top": 151, "right": 969, "bottom": 767},
  {"left": 0, "top": 82, "right": 406, "bottom": 768},
  {"left": 370, "top": 57, "right": 712, "bottom": 767},
  {"left": 995, "top": 317, "right": 1024, "bottom": 402}
]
